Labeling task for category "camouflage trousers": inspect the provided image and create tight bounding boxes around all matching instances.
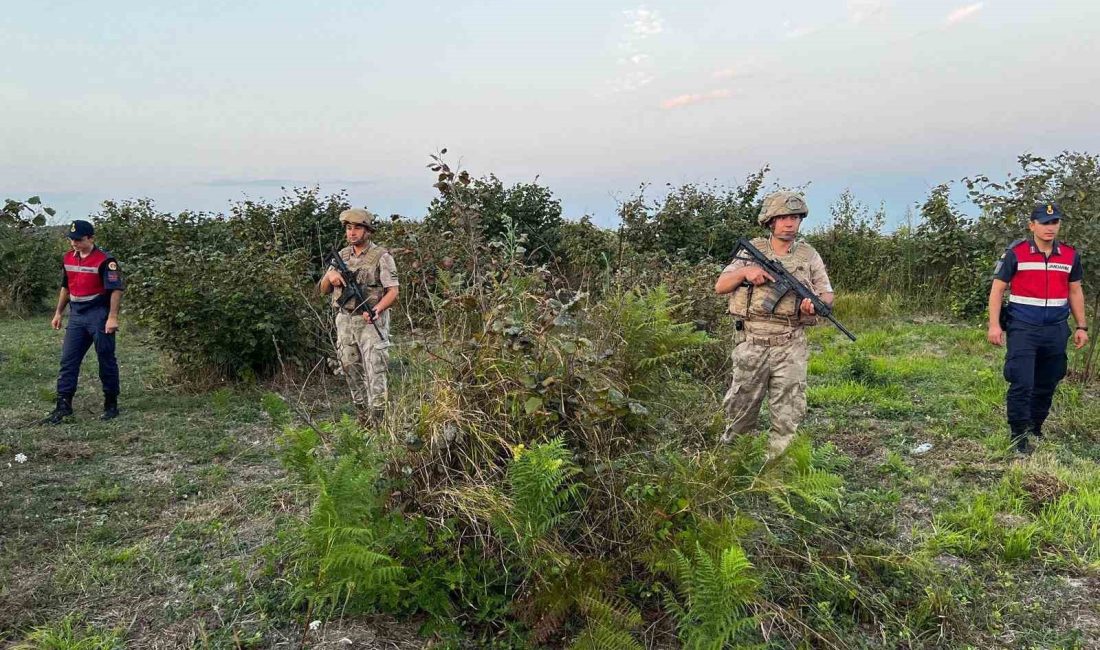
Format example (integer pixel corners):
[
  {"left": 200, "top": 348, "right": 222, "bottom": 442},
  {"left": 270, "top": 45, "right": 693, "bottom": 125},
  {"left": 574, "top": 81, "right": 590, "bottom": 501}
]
[
  {"left": 335, "top": 311, "right": 390, "bottom": 412},
  {"left": 721, "top": 328, "right": 809, "bottom": 455}
]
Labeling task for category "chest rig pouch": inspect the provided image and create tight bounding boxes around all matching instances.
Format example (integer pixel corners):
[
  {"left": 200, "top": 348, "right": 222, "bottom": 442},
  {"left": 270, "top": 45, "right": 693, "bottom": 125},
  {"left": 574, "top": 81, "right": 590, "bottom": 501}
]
[
  {"left": 333, "top": 245, "right": 387, "bottom": 312},
  {"left": 727, "top": 239, "right": 818, "bottom": 326}
]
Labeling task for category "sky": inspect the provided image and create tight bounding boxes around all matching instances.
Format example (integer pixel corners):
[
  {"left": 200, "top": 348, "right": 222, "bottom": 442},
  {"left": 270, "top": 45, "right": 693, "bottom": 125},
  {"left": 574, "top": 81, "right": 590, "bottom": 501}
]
[{"left": 4, "top": 0, "right": 1100, "bottom": 230}]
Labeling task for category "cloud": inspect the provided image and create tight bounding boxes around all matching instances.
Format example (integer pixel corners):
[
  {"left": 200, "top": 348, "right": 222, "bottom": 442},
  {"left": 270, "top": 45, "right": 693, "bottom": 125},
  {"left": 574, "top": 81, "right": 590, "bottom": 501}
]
[
  {"left": 712, "top": 67, "right": 739, "bottom": 80},
  {"left": 610, "top": 7, "right": 663, "bottom": 93},
  {"left": 945, "top": 2, "right": 983, "bottom": 26},
  {"left": 624, "top": 7, "right": 663, "bottom": 37},
  {"left": 660, "top": 89, "right": 732, "bottom": 110},
  {"left": 848, "top": 0, "right": 886, "bottom": 25}
]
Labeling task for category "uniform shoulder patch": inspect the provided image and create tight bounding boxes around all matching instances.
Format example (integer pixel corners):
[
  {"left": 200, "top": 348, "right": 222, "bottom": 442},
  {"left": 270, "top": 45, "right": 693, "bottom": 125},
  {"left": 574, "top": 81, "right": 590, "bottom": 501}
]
[{"left": 107, "top": 261, "right": 118, "bottom": 271}]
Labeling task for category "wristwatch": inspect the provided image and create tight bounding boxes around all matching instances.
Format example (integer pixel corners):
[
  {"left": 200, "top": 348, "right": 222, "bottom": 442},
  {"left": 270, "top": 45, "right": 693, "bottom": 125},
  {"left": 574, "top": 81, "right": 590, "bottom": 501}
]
[{"left": 1076, "top": 326, "right": 1088, "bottom": 331}]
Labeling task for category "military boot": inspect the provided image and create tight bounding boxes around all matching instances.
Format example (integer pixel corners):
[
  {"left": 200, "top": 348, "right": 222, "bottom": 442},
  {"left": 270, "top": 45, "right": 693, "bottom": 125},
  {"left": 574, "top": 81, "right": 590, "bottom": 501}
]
[
  {"left": 101, "top": 393, "right": 120, "bottom": 421},
  {"left": 356, "top": 407, "right": 385, "bottom": 428},
  {"left": 45, "top": 394, "right": 74, "bottom": 425},
  {"left": 1009, "top": 420, "right": 1031, "bottom": 455},
  {"left": 1030, "top": 419, "right": 1044, "bottom": 440},
  {"left": 762, "top": 432, "right": 795, "bottom": 465}
]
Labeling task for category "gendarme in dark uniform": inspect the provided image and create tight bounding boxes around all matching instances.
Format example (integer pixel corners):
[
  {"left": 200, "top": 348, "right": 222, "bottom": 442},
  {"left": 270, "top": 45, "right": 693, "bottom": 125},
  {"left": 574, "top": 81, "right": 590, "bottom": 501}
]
[
  {"left": 987, "top": 203, "right": 1088, "bottom": 453},
  {"left": 45, "top": 219, "right": 126, "bottom": 424}
]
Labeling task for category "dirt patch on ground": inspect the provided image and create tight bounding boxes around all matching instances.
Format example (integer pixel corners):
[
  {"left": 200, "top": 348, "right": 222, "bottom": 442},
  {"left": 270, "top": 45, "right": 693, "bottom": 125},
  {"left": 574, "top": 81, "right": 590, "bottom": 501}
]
[
  {"left": 35, "top": 439, "right": 96, "bottom": 461},
  {"left": 1021, "top": 472, "right": 1069, "bottom": 508},
  {"left": 1060, "top": 575, "right": 1100, "bottom": 649},
  {"left": 298, "top": 618, "right": 429, "bottom": 649},
  {"left": 829, "top": 429, "right": 882, "bottom": 460}
]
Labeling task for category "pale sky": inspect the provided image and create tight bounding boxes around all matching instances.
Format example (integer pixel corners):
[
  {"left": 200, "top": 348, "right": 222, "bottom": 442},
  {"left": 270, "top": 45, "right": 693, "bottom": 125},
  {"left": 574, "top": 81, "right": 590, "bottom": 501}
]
[{"left": 4, "top": 0, "right": 1100, "bottom": 229}]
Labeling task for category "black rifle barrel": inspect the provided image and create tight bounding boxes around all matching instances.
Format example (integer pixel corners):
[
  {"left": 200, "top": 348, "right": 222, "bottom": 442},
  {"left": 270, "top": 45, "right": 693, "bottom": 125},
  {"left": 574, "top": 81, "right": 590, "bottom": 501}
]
[{"left": 731, "top": 238, "right": 856, "bottom": 342}]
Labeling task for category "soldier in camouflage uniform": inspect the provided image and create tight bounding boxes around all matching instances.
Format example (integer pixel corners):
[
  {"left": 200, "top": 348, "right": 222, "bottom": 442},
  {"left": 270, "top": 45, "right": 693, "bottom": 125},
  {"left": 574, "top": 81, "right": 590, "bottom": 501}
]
[
  {"left": 320, "top": 208, "right": 400, "bottom": 421},
  {"left": 714, "top": 191, "right": 834, "bottom": 457}
]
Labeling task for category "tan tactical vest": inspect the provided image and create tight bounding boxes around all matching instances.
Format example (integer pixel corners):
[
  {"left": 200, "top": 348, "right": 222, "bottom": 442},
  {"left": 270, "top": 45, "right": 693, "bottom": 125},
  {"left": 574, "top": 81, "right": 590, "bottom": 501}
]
[
  {"left": 332, "top": 244, "right": 387, "bottom": 311},
  {"left": 728, "top": 237, "right": 818, "bottom": 326}
]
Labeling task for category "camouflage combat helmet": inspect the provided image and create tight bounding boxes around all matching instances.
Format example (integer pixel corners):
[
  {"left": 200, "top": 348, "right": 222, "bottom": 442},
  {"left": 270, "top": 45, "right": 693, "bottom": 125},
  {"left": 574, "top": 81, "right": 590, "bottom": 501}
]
[
  {"left": 758, "top": 191, "right": 809, "bottom": 226},
  {"left": 339, "top": 208, "right": 377, "bottom": 230}
]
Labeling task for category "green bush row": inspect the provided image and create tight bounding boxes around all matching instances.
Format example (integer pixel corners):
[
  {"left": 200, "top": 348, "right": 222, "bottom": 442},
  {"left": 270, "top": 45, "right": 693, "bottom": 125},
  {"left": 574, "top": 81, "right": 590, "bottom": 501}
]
[{"left": 6, "top": 149, "right": 1098, "bottom": 379}]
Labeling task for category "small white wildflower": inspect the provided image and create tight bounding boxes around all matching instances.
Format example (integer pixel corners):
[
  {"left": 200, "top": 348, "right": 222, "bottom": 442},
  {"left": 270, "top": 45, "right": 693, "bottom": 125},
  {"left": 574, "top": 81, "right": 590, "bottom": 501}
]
[
  {"left": 309, "top": 619, "right": 322, "bottom": 631},
  {"left": 14, "top": 453, "right": 27, "bottom": 464}
]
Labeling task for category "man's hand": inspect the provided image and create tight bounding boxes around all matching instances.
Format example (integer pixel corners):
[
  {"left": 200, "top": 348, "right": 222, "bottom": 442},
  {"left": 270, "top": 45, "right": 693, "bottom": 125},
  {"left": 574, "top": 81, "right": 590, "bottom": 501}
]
[
  {"left": 799, "top": 298, "right": 815, "bottom": 315},
  {"left": 1074, "top": 328, "right": 1089, "bottom": 349},
  {"left": 361, "top": 310, "right": 381, "bottom": 324},
  {"left": 324, "top": 270, "right": 345, "bottom": 287},
  {"left": 51, "top": 313, "right": 63, "bottom": 330},
  {"left": 987, "top": 325, "right": 1005, "bottom": 346},
  {"left": 743, "top": 266, "right": 774, "bottom": 286},
  {"left": 105, "top": 316, "right": 119, "bottom": 334}
]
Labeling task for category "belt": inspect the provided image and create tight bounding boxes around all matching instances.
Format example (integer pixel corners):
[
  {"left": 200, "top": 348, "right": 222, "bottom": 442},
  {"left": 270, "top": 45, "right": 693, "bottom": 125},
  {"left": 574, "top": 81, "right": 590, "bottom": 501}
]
[
  {"left": 747, "top": 312, "right": 801, "bottom": 327},
  {"left": 744, "top": 331, "right": 799, "bottom": 347}
]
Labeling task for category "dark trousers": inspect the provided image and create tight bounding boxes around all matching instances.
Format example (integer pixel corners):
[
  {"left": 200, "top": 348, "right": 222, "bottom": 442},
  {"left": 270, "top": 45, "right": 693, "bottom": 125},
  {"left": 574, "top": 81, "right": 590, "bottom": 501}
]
[
  {"left": 1003, "top": 320, "right": 1069, "bottom": 424},
  {"left": 57, "top": 305, "right": 119, "bottom": 397}
]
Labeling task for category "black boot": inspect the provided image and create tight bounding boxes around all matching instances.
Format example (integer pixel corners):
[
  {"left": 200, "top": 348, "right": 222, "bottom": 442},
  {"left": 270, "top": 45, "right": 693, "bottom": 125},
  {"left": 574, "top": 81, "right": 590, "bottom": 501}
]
[
  {"left": 1030, "top": 420, "right": 1044, "bottom": 440},
  {"left": 45, "top": 394, "right": 74, "bottom": 425},
  {"left": 101, "top": 393, "right": 119, "bottom": 421},
  {"left": 1009, "top": 420, "right": 1031, "bottom": 455}
]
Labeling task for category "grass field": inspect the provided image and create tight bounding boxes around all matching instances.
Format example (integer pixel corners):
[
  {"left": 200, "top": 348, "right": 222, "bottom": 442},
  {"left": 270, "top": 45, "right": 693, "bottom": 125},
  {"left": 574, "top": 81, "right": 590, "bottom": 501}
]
[
  {"left": 0, "top": 317, "right": 421, "bottom": 648},
  {"left": 2, "top": 310, "right": 1098, "bottom": 649}
]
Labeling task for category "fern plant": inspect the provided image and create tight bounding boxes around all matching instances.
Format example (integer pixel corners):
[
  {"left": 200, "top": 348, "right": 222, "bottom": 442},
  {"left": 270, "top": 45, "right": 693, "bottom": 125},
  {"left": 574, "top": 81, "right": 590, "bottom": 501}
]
[
  {"left": 569, "top": 589, "right": 645, "bottom": 650},
  {"left": 291, "top": 454, "right": 405, "bottom": 618},
  {"left": 598, "top": 286, "right": 712, "bottom": 399},
  {"left": 273, "top": 413, "right": 409, "bottom": 620},
  {"left": 502, "top": 437, "right": 583, "bottom": 553},
  {"left": 763, "top": 437, "right": 844, "bottom": 516},
  {"left": 665, "top": 542, "right": 762, "bottom": 650}
]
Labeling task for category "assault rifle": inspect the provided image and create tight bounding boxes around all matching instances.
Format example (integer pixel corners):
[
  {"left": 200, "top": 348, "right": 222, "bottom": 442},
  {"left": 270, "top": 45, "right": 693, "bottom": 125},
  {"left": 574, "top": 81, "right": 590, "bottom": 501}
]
[
  {"left": 328, "top": 251, "right": 386, "bottom": 341},
  {"left": 730, "top": 238, "right": 856, "bottom": 342}
]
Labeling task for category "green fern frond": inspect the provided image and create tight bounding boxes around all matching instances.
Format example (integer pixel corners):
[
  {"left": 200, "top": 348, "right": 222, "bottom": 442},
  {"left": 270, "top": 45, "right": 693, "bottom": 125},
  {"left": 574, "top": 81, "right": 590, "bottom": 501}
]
[
  {"left": 285, "top": 443, "right": 406, "bottom": 616},
  {"left": 570, "top": 588, "right": 645, "bottom": 650},
  {"left": 665, "top": 542, "right": 760, "bottom": 650},
  {"left": 570, "top": 621, "right": 645, "bottom": 650},
  {"left": 598, "top": 286, "right": 712, "bottom": 399},
  {"left": 577, "top": 588, "right": 644, "bottom": 629},
  {"left": 504, "top": 437, "right": 583, "bottom": 550}
]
